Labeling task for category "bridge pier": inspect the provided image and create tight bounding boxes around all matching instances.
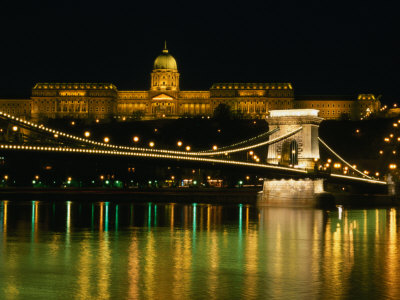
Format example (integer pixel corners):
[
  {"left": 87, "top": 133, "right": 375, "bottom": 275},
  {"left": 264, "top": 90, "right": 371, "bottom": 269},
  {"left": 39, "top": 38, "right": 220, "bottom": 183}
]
[
  {"left": 266, "top": 109, "right": 323, "bottom": 169},
  {"left": 258, "top": 178, "right": 334, "bottom": 208}
]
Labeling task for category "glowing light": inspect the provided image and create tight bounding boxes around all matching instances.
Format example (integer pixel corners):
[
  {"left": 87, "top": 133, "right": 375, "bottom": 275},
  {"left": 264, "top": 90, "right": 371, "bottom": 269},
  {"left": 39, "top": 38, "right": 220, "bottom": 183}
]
[
  {"left": 269, "top": 109, "right": 319, "bottom": 117},
  {"left": 133, "top": 136, "right": 139, "bottom": 142},
  {"left": 212, "top": 145, "right": 218, "bottom": 150},
  {"left": 186, "top": 146, "right": 191, "bottom": 151},
  {"left": 12, "top": 126, "right": 18, "bottom": 131},
  {"left": 149, "top": 141, "right": 155, "bottom": 148},
  {"left": 385, "top": 138, "right": 390, "bottom": 142},
  {"left": 104, "top": 137, "right": 110, "bottom": 143},
  {"left": 177, "top": 141, "right": 183, "bottom": 147},
  {"left": 333, "top": 163, "right": 341, "bottom": 168},
  {"left": 355, "top": 129, "right": 360, "bottom": 133},
  {"left": 379, "top": 150, "right": 383, "bottom": 154},
  {"left": 84, "top": 131, "right": 90, "bottom": 138},
  {"left": 389, "top": 164, "right": 397, "bottom": 170}
]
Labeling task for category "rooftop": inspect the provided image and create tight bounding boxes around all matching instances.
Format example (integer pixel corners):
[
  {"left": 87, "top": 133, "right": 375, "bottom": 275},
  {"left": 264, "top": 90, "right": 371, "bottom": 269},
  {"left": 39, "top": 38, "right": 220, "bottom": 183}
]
[
  {"left": 33, "top": 83, "right": 117, "bottom": 90},
  {"left": 211, "top": 83, "right": 293, "bottom": 90}
]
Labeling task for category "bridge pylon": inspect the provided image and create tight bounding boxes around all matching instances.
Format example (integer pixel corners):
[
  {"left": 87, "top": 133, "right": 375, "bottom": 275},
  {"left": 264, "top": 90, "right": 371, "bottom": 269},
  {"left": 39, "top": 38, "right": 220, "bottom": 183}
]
[{"left": 266, "top": 109, "right": 323, "bottom": 169}]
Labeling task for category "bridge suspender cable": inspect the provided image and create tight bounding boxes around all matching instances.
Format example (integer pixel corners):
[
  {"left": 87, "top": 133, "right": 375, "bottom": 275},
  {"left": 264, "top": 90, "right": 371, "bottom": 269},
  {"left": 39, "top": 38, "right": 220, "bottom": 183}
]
[
  {"left": 197, "top": 127, "right": 280, "bottom": 153},
  {"left": 318, "top": 137, "right": 372, "bottom": 180},
  {"left": 197, "top": 127, "right": 303, "bottom": 156}
]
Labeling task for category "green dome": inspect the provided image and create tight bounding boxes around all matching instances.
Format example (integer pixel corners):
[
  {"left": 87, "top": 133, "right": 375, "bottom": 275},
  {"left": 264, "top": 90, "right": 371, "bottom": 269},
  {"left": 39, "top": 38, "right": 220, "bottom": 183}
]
[{"left": 153, "top": 45, "right": 177, "bottom": 70}]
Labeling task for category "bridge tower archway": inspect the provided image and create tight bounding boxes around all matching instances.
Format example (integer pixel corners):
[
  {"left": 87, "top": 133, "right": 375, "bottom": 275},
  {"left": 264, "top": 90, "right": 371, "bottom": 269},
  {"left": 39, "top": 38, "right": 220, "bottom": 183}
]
[
  {"left": 280, "top": 139, "right": 298, "bottom": 166},
  {"left": 266, "top": 109, "right": 323, "bottom": 169}
]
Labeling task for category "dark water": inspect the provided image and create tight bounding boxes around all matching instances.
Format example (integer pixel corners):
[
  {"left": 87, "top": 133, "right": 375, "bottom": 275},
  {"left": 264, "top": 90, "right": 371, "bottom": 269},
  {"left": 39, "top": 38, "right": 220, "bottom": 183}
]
[{"left": 1, "top": 199, "right": 400, "bottom": 299}]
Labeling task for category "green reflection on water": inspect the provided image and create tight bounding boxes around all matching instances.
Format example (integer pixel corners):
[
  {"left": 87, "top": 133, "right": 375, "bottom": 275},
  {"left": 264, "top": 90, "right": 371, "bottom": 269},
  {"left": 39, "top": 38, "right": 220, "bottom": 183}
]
[
  {"left": 148, "top": 202, "right": 152, "bottom": 228},
  {"left": 105, "top": 202, "right": 109, "bottom": 232}
]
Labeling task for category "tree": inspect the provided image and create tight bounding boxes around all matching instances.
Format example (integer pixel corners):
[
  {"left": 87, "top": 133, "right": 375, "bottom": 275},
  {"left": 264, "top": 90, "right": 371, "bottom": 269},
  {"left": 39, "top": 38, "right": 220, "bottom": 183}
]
[{"left": 213, "top": 104, "right": 232, "bottom": 120}]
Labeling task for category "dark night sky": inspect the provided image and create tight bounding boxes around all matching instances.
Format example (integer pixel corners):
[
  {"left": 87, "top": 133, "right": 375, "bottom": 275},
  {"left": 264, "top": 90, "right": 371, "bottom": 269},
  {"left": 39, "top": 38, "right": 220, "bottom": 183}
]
[{"left": 0, "top": 0, "right": 398, "bottom": 103}]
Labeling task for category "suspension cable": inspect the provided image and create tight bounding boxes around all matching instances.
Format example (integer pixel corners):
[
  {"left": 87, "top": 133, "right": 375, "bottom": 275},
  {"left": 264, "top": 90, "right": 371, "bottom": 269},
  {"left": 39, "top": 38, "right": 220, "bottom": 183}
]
[
  {"left": 0, "top": 111, "right": 300, "bottom": 157},
  {"left": 197, "top": 127, "right": 280, "bottom": 153},
  {"left": 318, "top": 137, "right": 372, "bottom": 179}
]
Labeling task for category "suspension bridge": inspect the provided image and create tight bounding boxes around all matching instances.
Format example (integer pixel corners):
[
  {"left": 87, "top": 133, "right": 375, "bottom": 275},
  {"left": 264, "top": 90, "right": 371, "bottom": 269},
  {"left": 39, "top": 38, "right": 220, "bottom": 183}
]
[{"left": 0, "top": 109, "right": 387, "bottom": 186}]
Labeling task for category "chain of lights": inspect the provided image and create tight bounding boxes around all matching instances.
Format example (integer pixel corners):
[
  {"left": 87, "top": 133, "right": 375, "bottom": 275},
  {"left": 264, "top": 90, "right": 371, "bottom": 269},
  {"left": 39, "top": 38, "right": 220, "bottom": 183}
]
[
  {"left": 0, "top": 143, "right": 310, "bottom": 174},
  {"left": 0, "top": 143, "right": 388, "bottom": 185},
  {"left": 2, "top": 110, "right": 386, "bottom": 186},
  {"left": 197, "top": 127, "right": 280, "bottom": 153},
  {"left": 318, "top": 137, "right": 373, "bottom": 179},
  {"left": 0, "top": 111, "right": 300, "bottom": 157},
  {"left": 330, "top": 174, "right": 387, "bottom": 185},
  {"left": 197, "top": 127, "right": 303, "bottom": 156}
]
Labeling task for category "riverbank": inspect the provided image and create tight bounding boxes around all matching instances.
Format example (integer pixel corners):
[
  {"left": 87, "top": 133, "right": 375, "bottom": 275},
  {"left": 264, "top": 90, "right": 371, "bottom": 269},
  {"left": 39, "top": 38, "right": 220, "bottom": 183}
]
[
  {"left": 2, "top": 188, "right": 399, "bottom": 207},
  {"left": 0, "top": 187, "right": 261, "bottom": 204}
]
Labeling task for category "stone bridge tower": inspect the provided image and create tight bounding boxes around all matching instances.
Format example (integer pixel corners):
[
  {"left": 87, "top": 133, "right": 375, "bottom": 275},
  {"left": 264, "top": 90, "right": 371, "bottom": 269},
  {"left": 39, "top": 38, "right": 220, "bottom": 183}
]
[{"left": 266, "top": 109, "right": 323, "bottom": 169}]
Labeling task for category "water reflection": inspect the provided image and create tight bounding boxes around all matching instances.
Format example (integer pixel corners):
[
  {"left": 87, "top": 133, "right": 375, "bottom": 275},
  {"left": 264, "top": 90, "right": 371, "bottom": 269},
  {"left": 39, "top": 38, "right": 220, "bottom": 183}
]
[{"left": 0, "top": 200, "right": 400, "bottom": 299}]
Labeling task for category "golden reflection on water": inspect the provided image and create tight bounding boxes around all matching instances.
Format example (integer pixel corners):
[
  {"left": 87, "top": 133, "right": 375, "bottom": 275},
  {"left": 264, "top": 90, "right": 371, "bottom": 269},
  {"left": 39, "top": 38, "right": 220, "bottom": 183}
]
[
  {"left": 386, "top": 208, "right": 400, "bottom": 298},
  {"left": 2, "top": 201, "right": 7, "bottom": 234},
  {"left": 97, "top": 230, "right": 110, "bottom": 299},
  {"left": 207, "top": 229, "right": 219, "bottom": 300},
  {"left": 144, "top": 231, "right": 155, "bottom": 299},
  {"left": 127, "top": 234, "right": 140, "bottom": 299},
  {"left": 1, "top": 201, "right": 400, "bottom": 299},
  {"left": 2, "top": 201, "right": 19, "bottom": 300},
  {"left": 244, "top": 225, "right": 258, "bottom": 298},
  {"left": 77, "top": 234, "right": 91, "bottom": 300}
]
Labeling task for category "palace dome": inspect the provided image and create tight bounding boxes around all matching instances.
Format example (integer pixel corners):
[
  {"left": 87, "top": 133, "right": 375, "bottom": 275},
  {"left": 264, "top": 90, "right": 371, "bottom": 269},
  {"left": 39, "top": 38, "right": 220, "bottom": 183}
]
[{"left": 153, "top": 44, "right": 177, "bottom": 70}]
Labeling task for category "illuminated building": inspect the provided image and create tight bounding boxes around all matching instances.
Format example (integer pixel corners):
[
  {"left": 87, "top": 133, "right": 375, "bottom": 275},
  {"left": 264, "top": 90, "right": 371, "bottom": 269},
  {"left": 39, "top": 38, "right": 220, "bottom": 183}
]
[{"left": 0, "top": 44, "right": 381, "bottom": 121}]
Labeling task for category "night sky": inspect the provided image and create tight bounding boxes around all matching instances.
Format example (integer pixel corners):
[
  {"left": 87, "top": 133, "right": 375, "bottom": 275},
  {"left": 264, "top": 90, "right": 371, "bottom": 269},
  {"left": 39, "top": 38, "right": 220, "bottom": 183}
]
[{"left": 0, "top": 0, "right": 398, "bottom": 103}]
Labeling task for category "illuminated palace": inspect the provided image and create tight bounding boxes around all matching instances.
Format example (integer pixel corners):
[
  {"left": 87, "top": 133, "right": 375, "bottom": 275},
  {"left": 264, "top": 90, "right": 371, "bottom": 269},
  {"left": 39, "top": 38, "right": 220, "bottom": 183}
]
[{"left": 0, "top": 45, "right": 381, "bottom": 121}]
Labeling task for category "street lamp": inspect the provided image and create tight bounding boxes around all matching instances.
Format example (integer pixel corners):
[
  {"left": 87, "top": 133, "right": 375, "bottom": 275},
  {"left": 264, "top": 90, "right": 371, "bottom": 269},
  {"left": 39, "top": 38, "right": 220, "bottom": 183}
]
[
  {"left": 104, "top": 137, "right": 110, "bottom": 143},
  {"left": 177, "top": 141, "right": 183, "bottom": 147},
  {"left": 212, "top": 145, "right": 218, "bottom": 150},
  {"left": 186, "top": 146, "right": 191, "bottom": 151},
  {"left": 84, "top": 131, "right": 90, "bottom": 138},
  {"left": 133, "top": 136, "right": 139, "bottom": 143},
  {"left": 149, "top": 141, "right": 155, "bottom": 148}
]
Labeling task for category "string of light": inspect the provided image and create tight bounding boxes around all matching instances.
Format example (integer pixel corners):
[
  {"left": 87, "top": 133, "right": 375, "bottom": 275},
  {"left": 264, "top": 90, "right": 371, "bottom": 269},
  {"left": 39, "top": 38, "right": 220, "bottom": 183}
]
[
  {"left": 0, "top": 111, "right": 299, "bottom": 156},
  {"left": 197, "top": 127, "right": 280, "bottom": 153},
  {"left": 0, "top": 143, "right": 310, "bottom": 174},
  {"left": 318, "top": 137, "right": 373, "bottom": 179}
]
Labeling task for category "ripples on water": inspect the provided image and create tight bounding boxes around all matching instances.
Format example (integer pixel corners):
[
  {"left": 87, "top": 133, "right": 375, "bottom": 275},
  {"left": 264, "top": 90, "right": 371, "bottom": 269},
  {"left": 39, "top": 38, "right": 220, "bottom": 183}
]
[{"left": 0, "top": 200, "right": 400, "bottom": 299}]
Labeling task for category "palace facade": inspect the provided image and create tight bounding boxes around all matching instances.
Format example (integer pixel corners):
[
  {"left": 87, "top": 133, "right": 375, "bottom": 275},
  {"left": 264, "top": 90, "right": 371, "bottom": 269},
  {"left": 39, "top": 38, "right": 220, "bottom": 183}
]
[{"left": 0, "top": 45, "right": 381, "bottom": 121}]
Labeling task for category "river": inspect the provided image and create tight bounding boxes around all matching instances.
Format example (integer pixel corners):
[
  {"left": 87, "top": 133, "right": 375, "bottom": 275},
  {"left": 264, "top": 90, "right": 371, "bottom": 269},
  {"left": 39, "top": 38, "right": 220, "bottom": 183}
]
[{"left": 1, "top": 199, "right": 399, "bottom": 299}]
